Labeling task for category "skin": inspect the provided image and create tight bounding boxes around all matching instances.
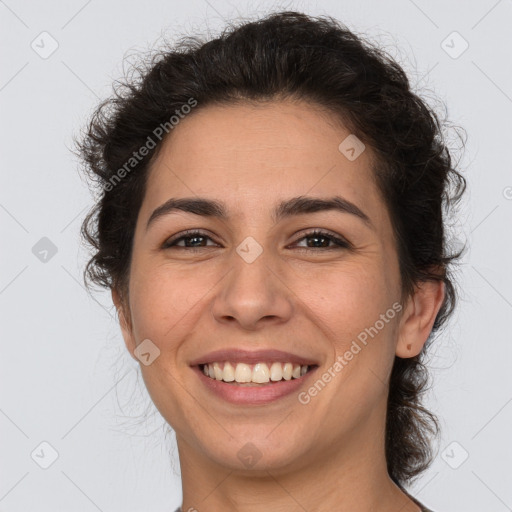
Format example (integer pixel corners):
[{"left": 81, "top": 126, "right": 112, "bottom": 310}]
[{"left": 112, "top": 99, "right": 445, "bottom": 512}]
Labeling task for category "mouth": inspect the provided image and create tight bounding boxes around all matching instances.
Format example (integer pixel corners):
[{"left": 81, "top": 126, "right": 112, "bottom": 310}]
[
  {"left": 191, "top": 361, "right": 320, "bottom": 405},
  {"left": 198, "top": 361, "right": 319, "bottom": 386},
  {"left": 188, "top": 348, "right": 321, "bottom": 405}
]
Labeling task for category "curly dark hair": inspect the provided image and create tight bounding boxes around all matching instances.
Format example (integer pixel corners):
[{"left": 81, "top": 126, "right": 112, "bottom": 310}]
[{"left": 76, "top": 10, "right": 467, "bottom": 487}]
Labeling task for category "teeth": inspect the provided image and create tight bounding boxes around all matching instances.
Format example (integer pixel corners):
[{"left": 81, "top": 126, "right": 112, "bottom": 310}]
[
  {"left": 252, "top": 363, "right": 270, "bottom": 383},
  {"left": 270, "top": 362, "right": 283, "bottom": 381},
  {"left": 202, "top": 362, "right": 311, "bottom": 384},
  {"left": 222, "top": 362, "right": 235, "bottom": 382},
  {"left": 213, "top": 362, "right": 223, "bottom": 380},
  {"left": 234, "top": 363, "right": 252, "bottom": 383},
  {"left": 282, "top": 362, "right": 293, "bottom": 380}
]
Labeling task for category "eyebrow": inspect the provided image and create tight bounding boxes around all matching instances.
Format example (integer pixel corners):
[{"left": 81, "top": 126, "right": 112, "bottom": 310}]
[{"left": 146, "top": 195, "right": 373, "bottom": 231}]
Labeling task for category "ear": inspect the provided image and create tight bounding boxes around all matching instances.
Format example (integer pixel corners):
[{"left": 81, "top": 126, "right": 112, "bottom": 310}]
[
  {"left": 111, "top": 287, "right": 138, "bottom": 361},
  {"left": 396, "top": 280, "right": 445, "bottom": 358}
]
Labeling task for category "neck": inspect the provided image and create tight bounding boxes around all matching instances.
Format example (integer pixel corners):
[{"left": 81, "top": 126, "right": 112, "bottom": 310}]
[{"left": 176, "top": 418, "right": 421, "bottom": 512}]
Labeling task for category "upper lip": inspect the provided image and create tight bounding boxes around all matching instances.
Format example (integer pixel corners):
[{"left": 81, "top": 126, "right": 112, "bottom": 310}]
[{"left": 189, "top": 349, "right": 320, "bottom": 367}]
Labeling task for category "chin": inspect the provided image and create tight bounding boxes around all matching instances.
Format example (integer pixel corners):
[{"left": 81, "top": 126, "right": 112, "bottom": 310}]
[{"left": 193, "top": 429, "right": 313, "bottom": 473}]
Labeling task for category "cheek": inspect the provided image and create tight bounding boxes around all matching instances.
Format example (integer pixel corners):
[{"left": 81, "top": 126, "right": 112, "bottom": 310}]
[
  {"left": 305, "top": 260, "right": 394, "bottom": 328},
  {"left": 301, "top": 259, "right": 399, "bottom": 372},
  {"left": 128, "top": 238, "right": 400, "bottom": 355},
  {"left": 128, "top": 260, "right": 219, "bottom": 345}
]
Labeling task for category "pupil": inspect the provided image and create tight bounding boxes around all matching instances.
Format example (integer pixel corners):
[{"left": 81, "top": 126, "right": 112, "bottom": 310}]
[
  {"left": 187, "top": 236, "right": 204, "bottom": 247},
  {"left": 308, "top": 235, "right": 328, "bottom": 248}
]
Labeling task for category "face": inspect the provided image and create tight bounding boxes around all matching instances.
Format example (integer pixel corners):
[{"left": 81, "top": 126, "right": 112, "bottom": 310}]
[{"left": 115, "top": 99, "right": 411, "bottom": 474}]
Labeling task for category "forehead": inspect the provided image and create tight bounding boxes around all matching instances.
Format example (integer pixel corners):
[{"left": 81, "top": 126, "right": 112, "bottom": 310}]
[{"left": 141, "top": 100, "right": 385, "bottom": 226}]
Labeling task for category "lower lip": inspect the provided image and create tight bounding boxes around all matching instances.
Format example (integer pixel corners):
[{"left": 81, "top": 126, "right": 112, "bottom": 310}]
[{"left": 192, "top": 365, "right": 318, "bottom": 405}]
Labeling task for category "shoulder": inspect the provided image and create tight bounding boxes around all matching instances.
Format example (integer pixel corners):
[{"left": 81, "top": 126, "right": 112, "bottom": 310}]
[
  {"left": 402, "top": 489, "right": 435, "bottom": 512},
  {"left": 415, "top": 499, "right": 436, "bottom": 511}
]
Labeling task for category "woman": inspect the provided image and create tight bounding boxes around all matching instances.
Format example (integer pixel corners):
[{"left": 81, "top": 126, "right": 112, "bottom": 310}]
[{"left": 77, "top": 11, "right": 466, "bottom": 512}]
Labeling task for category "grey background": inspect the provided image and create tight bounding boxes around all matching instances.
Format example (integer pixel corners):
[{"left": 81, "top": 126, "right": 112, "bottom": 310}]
[{"left": 1, "top": 0, "right": 511, "bottom": 511}]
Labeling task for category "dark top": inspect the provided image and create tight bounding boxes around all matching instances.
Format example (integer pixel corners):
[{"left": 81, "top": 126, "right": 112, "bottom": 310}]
[
  {"left": 404, "top": 488, "right": 435, "bottom": 511},
  {"left": 174, "top": 498, "right": 434, "bottom": 511}
]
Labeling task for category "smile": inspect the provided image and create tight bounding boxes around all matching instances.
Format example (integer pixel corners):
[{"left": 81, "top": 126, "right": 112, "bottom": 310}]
[
  {"left": 193, "top": 362, "right": 319, "bottom": 405},
  {"left": 200, "top": 361, "right": 315, "bottom": 384}
]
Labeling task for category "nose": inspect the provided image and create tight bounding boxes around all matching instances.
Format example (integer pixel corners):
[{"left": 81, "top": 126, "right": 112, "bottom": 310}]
[{"left": 210, "top": 249, "right": 294, "bottom": 331}]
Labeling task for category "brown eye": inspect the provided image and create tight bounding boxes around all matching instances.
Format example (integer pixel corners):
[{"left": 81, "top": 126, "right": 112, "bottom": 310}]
[
  {"left": 162, "top": 229, "right": 351, "bottom": 252},
  {"left": 163, "top": 230, "right": 218, "bottom": 250},
  {"left": 292, "top": 230, "right": 351, "bottom": 251}
]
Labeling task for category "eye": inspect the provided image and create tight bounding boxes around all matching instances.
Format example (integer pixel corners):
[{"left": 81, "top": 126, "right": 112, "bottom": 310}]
[
  {"left": 162, "top": 229, "right": 351, "bottom": 252},
  {"left": 291, "top": 229, "right": 351, "bottom": 251},
  {"left": 162, "top": 230, "right": 218, "bottom": 252}
]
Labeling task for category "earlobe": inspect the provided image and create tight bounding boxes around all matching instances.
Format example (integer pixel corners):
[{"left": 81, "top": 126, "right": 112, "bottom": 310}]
[
  {"left": 111, "top": 288, "right": 137, "bottom": 359},
  {"left": 396, "top": 280, "right": 445, "bottom": 358}
]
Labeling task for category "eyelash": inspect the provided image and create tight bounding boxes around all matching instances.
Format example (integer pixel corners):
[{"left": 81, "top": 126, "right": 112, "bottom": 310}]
[{"left": 162, "top": 229, "right": 351, "bottom": 252}]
